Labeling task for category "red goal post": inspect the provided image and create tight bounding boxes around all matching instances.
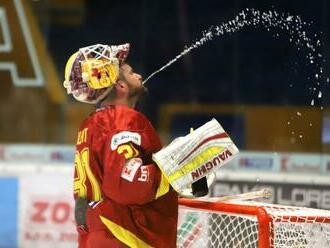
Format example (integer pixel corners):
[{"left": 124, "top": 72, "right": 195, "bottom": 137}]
[{"left": 177, "top": 198, "right": 330, "bottom": 248}]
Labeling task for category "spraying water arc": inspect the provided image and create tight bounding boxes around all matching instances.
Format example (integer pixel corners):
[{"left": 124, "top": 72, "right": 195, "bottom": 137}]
[{"left": 142, "top": 8, "right": 325, "bottom": 107}]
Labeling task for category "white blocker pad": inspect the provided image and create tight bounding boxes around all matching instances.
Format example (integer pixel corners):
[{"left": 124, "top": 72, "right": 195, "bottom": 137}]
[{"left": 152, "top": 118, "right": 239, "bottom": 193}]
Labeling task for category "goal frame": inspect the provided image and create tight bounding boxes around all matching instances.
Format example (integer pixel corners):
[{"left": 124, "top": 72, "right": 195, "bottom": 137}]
[{"left": 178, "top": 198, "right": 330, "bottom": 248}]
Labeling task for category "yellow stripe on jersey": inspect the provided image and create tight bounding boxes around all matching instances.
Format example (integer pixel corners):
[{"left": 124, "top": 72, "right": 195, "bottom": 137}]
[
  {"left": 155, "top": 172, "right": 170, "bottom": 199},
  {"left": 99, "top": 216, "right": 152, "bottom": 248}
]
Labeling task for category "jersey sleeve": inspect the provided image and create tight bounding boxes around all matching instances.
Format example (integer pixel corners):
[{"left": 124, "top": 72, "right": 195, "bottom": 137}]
[{"left": 102, "top": 133, "right": 170, "bottom": 205}]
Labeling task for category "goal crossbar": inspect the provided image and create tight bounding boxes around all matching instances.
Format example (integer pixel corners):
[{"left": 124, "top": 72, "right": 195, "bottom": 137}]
[{"left": 178, "top": 198, "right": 330, "bottom": 248}]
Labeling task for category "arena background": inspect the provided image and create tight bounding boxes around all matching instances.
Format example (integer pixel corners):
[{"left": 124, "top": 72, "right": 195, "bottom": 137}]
[{"left": 0, "top": 0, "right": 329, "bottom": 247}]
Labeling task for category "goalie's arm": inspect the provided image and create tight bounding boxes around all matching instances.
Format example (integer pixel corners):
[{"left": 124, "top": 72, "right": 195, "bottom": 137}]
[{"left": 102, "top": 143, "right": 171, "bottom": 205}]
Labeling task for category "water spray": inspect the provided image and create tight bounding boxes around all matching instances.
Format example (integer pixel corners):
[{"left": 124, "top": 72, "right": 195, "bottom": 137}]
[{"left": 142, "top": 8, "right": 325, "bottom": 108}]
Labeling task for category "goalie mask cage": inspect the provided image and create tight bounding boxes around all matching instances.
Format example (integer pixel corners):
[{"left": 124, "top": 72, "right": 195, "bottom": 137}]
[{"left": 177, "top": 198, "right": 330, "bottom": 248}]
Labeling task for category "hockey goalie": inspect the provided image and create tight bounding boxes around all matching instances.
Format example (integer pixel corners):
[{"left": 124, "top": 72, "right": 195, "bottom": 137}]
[
  {"left": 153, "top": 118, "right": 239, "bottom": 197},
  {"left": 64, "top": 42, "right": 239, "bottom": 248}
]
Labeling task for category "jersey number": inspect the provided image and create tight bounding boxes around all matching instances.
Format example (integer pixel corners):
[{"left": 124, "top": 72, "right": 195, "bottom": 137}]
[
  {"left": 73, "top": 148, "right": 101, "bottom": 201},
  {"left": 117, "top": 144, "right": 139, "bottom": 159}
]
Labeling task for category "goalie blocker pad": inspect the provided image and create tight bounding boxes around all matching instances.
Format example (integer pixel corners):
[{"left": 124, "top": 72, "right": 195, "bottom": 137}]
[{"left": 152, "top": 118, "right": 239, "bottom": 194}]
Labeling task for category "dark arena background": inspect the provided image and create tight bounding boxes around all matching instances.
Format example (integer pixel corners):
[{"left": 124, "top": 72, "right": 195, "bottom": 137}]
[{"left": 0, "top": 0, "right": 330, "bottom": 247}]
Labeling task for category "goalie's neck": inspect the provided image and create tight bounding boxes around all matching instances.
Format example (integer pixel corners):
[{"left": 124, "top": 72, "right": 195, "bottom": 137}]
[{"left": 98, "top": 98, "right": 136, "bottom": 109}]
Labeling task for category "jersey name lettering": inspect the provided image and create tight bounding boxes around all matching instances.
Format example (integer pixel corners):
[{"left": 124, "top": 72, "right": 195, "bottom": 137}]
[{"left": 77, "top": 128, "right": 88, "bottom": 145}]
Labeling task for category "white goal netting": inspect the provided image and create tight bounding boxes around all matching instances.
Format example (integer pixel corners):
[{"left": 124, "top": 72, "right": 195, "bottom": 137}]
[{"left": 177, "top": 199, "right": 330, "bottom": 248}]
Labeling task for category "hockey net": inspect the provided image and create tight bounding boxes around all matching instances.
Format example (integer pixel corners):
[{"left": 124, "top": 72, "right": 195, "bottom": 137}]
[{"left": 177, "top": 198, "right": 330, "bottom": 248}]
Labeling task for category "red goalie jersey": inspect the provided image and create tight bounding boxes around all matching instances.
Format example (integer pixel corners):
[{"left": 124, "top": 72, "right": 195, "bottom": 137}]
[{"left": 74, "top": 104, "right": 178, "bottom": 248}]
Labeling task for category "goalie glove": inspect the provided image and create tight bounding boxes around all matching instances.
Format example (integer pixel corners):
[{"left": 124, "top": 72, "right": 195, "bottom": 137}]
[
  {"left": 152, "top": 118, "right": 239, "bottom": 194},
  {"left": 191, "top": 176, "right": 209, "bottom": 197}
]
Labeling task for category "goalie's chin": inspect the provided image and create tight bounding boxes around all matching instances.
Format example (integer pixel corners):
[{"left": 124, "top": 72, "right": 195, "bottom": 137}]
[
  {"left": 138, "top": 86, "right": 149, "bottom": 102},
  {"left": 129, "top": 85, "right": 149, "bottom": 100}
]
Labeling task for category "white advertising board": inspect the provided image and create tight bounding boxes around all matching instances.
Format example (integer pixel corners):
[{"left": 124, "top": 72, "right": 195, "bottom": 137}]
[{"left": 17, "top": 166, "right": 76, "bottom": 248}]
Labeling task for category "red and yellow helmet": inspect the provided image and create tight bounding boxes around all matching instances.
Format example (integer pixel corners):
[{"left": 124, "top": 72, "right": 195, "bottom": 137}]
[{"left": 63, "top": 43, "right": 130, "bottom": 104}]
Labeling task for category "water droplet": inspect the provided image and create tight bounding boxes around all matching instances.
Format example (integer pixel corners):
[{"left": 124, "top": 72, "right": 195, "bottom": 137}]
[
  {"left": 318, "top": 91, "right": 322, "bottom": 98},
  {"left": 299, "top": 135, "right": 303, "bottom": 138},
  {"left": 297, "top": 112, "right": 302, "bottom": 116},
  {"left": 286, "top": 16, "right": 293, "bottom": 21},
  {"left": 291, "top": 131, "right": 295, "bottom": 135},
  {"left": 309, "top": 123, "right": 313, "bottom": 126},
  {"left": 311, "top": 99, "right": 314, "bottom": 106},
  {"left": 287, "top": 121, "right": 291, "bottom": 125}
]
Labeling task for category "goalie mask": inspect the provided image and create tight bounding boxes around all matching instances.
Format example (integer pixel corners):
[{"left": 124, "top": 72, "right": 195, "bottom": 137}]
[{"left": 63, "top": 43, "right": 130, "bottom": 104}]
